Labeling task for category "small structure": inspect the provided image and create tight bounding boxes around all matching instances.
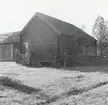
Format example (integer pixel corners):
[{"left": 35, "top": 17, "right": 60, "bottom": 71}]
[
  {"left": 19, "top": 12, "right": 97, "bottom": 66},
  {"left": 0, "top": 31, "right": 20, "bottom": 61}
]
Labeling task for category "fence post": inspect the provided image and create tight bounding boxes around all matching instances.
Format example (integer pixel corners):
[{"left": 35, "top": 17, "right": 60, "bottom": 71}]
[
  {"left": 94, "top": 40, "right": 97, "bottom": 64},
  {"left": 64, "top": 49, "right": 67, "bottom": 67}
]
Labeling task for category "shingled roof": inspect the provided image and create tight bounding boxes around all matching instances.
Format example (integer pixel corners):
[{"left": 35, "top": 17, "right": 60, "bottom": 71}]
[{"left": 0, "top": 31, "right": 20, "bottom": 44}]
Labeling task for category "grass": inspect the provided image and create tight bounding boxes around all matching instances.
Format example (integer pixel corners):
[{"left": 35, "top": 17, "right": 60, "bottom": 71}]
[
  {"left": 37, "top": 81, "right": 108, "bottom": 105},
  {"left": 1, "top": 62, "right": 108, "bottom": 105}
]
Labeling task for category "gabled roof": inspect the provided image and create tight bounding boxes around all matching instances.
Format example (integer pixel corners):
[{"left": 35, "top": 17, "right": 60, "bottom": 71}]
[
  {"left": 0, "top": 31, "right": 20, "bottom": 44},
  {"left": 36, "top": 12, "right": 95, "bottom": 41},
  {"left": 19, "top": 12, "right": 96, "bottom": 45},
  {"left": 37, "top": 12, "right": 77, "bottom": 35}
]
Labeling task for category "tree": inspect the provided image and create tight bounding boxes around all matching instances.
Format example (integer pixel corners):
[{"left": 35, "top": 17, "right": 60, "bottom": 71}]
[{"left": 92, "top": 15, "right": 108, "bottom": 57}]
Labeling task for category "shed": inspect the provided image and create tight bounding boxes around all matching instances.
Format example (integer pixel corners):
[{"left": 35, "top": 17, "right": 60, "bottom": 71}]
[
  {"left": 0, "top": 31, "right": 20, "bottom": 61},
  {"left": 19, "top": 12, "right": 97, "bottom": 66}
]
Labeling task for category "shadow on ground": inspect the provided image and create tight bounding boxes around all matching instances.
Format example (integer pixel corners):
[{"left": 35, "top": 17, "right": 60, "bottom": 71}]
[{"left": 0, "top": 76, "right": 42, "bottom": 94}]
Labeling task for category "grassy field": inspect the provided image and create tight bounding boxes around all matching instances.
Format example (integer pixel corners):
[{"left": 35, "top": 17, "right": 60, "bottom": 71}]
[{"left": 0, "top": 62, "right": 108, "bottom": 104}]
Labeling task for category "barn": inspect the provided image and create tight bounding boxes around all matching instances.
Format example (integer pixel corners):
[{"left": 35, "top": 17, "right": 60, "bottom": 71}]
[
  {"left": 19, "top": 12, "right": 97, "bottom": 67},
  {"left": 0, "top": 31, "right": 20, "bottom": 61}
]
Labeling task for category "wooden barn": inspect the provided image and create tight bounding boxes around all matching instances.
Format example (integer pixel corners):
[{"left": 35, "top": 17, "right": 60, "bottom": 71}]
[
  {"left": 19, "top": 12, "right": 97, "bottom": 67},
  {"left": 0, "top": 31, "right": 20, "bottom": 61}
]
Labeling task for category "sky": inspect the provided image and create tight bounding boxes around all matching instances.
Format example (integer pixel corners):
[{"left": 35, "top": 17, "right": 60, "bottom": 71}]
[{"left": 0, "top": 0, "right": 107, "bottom": 35}]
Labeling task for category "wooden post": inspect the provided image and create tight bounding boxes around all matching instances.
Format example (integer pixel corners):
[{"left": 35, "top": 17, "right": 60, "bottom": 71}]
[
  {"left": 64, "top": 49, "right": 67, "bottom": 67},
  {"left": 86, "top": 46, "right": 88, "bottom": 56},
  {"left": 11, "top": 44, "right": 13, "bottom": 60},
  {"left": 94, "top": 40, "right": 97, "bottom": 64},
  {"left": 15, "top": 49, "right": 18, "bottom": 63}
]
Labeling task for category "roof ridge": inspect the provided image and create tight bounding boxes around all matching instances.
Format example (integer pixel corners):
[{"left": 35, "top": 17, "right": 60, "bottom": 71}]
[
  {"left": 36, "top": 12, "right": 78, "bottom": 28},
  {"left": 36, "top": 12, "right": 95, "bottom": 39},
  {"left": 36, "top": 13, "right": 61, "bottom": 35}
]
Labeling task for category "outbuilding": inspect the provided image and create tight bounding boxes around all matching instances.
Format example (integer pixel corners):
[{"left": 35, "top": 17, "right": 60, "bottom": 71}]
[
  {"left": 19, "top": 12, "right": 97, "bottom": 66},
  {"left": 0, "top": 31, "right": 20, "bottom": 61}
]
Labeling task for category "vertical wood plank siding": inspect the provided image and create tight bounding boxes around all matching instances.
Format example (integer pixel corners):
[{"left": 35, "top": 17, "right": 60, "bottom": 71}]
[
  {"left": 11, "top": 44, "right": 13, "bottom": 59},
  {"left": 0, "top": 43, "right": 14, "bottom": 61}
]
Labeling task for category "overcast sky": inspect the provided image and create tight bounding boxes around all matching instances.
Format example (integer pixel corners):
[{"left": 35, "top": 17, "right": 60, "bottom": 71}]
[{"left": 0, "top": 0, "right": 107, "bottom": 35}]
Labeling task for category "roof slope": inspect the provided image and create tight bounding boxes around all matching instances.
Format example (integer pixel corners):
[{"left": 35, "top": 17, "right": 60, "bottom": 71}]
[
  {"left": 37, "top": 12, "right": 77, "bottom": 35},
  {"left": 19, "top": 12, "right": 96, "bottom": 46},
  {"left": 36, "top": 12, "right": 95, "bottom": 41},
  {"left": 0, "top": 31, "right": 20, "bottom": 44}
]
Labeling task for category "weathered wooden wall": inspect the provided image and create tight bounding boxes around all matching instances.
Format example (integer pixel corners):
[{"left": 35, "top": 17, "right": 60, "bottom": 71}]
[
  {"left": 20, "top": 15, "right": 58, "bottom": 62},
  {"left": 0, "top": 42, "right": 19, "bottom": 61},
  {"left": 19, "top": 14, "right": 97, "bottom": 66},
  {"left": 59, "top": 34, "right": 96, "bottom": 57},
  {"left": 0, "top": 43, "right": 13, "bottom": 61}
]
